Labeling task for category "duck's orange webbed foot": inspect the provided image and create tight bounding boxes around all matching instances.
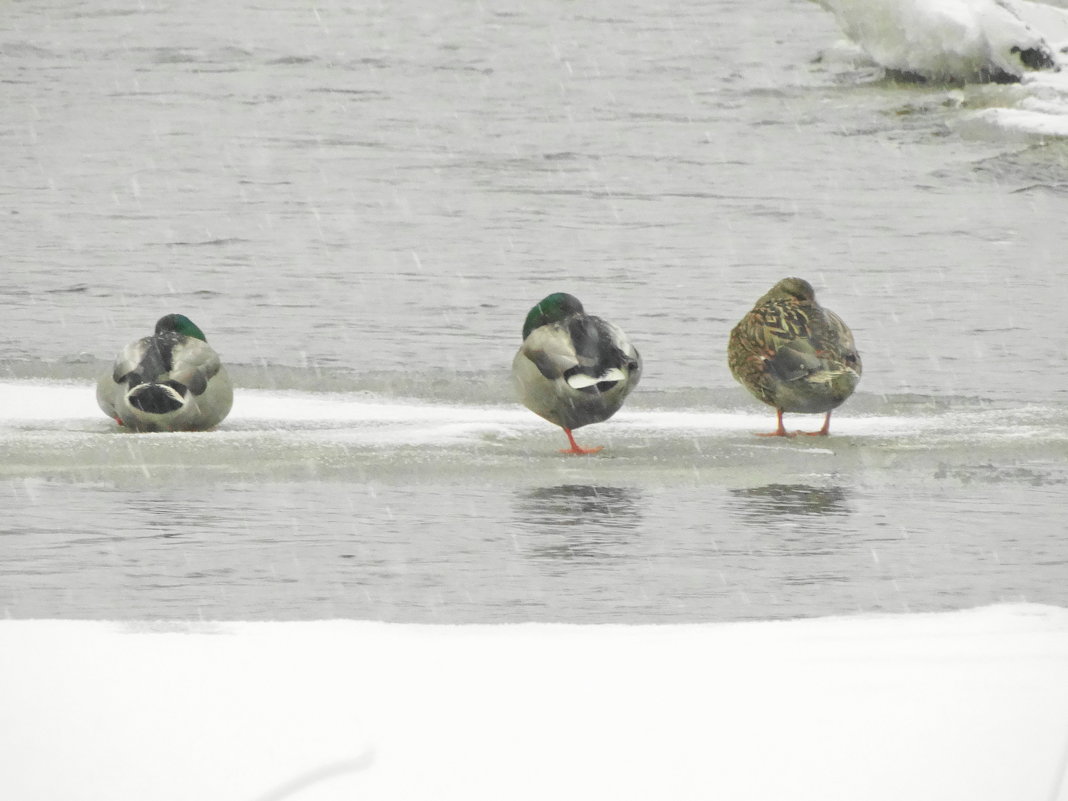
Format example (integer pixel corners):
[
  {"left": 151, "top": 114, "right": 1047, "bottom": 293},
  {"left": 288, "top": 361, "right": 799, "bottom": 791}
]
[
  {"left": 799, "top": 412, "right": 832, "bottom": 437},
  {"left": 560, "top": 428, "right": 603, "bottom": 455},
  {"left": 754, "top": 409, "right": 794, "bottom": 437}
]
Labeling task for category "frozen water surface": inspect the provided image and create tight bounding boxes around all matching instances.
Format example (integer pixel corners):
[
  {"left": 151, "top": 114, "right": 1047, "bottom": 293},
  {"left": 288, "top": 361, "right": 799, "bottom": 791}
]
[{"left": 1, "top": 380, "right": 1065, "bottom": 621}]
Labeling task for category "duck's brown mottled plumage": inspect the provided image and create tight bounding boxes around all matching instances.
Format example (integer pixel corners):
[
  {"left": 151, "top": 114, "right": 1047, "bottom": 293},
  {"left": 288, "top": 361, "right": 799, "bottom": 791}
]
[{"left": 728, "top": 277, "right": 861, "bottom": 436}]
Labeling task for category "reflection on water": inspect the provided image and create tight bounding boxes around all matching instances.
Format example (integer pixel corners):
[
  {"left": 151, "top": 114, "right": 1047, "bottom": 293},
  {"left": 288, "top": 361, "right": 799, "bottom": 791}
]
[
  {"left": 3, "top": 472, "right": 1066, "bottom": 622},
  {"left": 511, "top": 484, "right": 642, "bottom": 562},
  {"left": 728, "top": 484, "right": 855, "bottom": 587},
  {"left": 729, "top": 484, "right": 852, "bottom": 525}
]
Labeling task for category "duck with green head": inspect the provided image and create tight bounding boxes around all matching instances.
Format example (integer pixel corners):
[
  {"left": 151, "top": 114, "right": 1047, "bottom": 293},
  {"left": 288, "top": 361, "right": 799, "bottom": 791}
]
[
  {"left": 96, "top": 313, "right": 234, "bottom": 432},
  {"left": 728, "top": 277, "right": 861, "bottom": 436},
  {"left": 512, "top": 293, "right": 642, "bottom": 454}
]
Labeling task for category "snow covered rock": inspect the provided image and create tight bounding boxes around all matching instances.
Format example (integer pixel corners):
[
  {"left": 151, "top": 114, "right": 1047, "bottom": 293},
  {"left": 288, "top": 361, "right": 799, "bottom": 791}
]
[{"left": 810, "top": 0, "right": 1068, "bottom": 82}]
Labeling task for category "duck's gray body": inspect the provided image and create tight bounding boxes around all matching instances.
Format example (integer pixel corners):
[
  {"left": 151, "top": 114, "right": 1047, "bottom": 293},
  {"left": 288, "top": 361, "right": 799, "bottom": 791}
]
[
  {"left": 97, "top": 315, "right": 233, "bottom": 432},
  {"left": 513, "top": 311, "right": 641, "bottom": 432}
]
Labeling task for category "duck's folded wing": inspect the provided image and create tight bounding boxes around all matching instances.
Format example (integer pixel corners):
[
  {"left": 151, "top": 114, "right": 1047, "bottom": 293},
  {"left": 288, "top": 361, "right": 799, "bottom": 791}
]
[
  {"left": 824, "top": 309, "right": 862, "bottom": 375},
  {"left": 824, "top": 309, "right": 858, "bottom": 350},
  {"left": 766, "top": 340, "right": 824, "bottom": 382},
  {"left": 168, "top": 339, "right": 223, "bottom": 396},
  {"left": 111, "top": 337, "right": 152, "bottom": 384},
  {"left": 570, "top": 316, "right": 639, "bottom": 370},
  {"left": 768, "top": 308, "right": 859, "bottom": 382},
  {"left": 520, "top": 325, "right": 580, "bottom": 380},
  {"left": 732, "top": 304, "right": 818, "bottom": 382}
]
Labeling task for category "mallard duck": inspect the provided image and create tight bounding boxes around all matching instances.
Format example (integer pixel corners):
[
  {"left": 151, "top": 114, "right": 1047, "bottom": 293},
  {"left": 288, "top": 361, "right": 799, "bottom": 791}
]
[
  {"left": 512, "top": 293, "right": 642, "bottom": 454},
  {"left": 96, "top": 314, "right": 233, "bottom": 432},
  {"left": 728, "top": 277, "right": 861, "bottom": 437}
]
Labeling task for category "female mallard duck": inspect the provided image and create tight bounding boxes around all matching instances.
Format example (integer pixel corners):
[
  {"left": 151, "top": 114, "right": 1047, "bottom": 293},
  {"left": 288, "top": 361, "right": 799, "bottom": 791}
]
[
  {"left": 96, "top": 314, "right": 234, "bottom": 432},
  {"left": 512, "top": 293, "right": 642, "bottom": 454},
  {"left": 728, "top": 277, "right": 861, "bottom": 437}
]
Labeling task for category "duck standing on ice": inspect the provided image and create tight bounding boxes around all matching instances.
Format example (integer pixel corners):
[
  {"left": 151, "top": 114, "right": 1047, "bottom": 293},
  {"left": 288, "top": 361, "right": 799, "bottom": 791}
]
[
  {"left": 809, "top": 0, "right": 1064, "bottom": 83},
  {"left": 728, "top": 278, "right": 861, "bottom": 437},
  {"left": 97, "top": 314, "right": 233, "bottom": 432},
  {"left": 512, "top": 293, "right": 642, "bottom": 454}
]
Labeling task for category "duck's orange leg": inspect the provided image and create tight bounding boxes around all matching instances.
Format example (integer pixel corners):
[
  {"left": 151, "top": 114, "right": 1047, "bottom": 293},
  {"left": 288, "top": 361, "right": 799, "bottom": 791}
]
[
  {"left": 800, "top": 411, "right": 832, "bottom": 436},
  {"left": 756, "top": 408, "right": 795, "bottom": 438},
  {"left": 560, "top": 428, "right": 603, "bottom": 455}
]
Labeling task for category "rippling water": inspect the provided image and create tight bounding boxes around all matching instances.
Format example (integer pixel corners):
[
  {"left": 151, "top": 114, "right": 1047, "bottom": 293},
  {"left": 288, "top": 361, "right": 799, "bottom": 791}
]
[
  {"left": 2, "top": 0, "right": 1066, "bottom": 621},
  {"left": 4, "top": 466, "right": 1066, "bottom": 622}
]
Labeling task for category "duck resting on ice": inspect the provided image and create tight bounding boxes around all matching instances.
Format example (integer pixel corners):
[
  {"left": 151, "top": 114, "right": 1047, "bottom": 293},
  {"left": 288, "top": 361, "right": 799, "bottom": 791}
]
[{"left": 97, "top": 313, "right": 233, "bottom": 432}]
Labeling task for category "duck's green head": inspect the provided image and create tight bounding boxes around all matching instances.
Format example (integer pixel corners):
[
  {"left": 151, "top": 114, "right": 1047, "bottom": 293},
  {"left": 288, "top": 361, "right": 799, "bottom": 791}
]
[
  {"left": 522, "top": 293, "right": 584, "bottom": 340},
  {"left": 155, "top": 313, "right": 208, "bottom": 342}
]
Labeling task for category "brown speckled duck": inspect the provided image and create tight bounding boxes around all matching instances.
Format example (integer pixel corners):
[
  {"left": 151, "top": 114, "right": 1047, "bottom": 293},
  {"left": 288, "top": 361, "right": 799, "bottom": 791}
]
[
  {"left": 728, "top": 277, "right": 861, "bottom": 437},
  {"left": 512, "top": 293, "right": 642, "bottom": 454}
]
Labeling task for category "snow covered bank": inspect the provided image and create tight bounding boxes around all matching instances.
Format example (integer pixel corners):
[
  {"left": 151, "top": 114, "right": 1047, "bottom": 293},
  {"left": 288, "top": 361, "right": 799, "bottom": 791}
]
[{"left": 1, "top": 605, "right": 1067, "bottom": 801}]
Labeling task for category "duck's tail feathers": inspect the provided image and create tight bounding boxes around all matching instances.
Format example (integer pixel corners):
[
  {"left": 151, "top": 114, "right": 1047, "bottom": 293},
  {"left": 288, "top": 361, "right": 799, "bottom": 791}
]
[{"left": 126, "top": 382, "right": 186, "bottom": 415}]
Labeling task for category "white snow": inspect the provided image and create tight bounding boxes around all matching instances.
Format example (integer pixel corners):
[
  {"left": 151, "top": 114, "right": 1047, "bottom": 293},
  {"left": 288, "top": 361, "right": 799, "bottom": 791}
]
[
  {"left": 961, "top": 68, "right": 1068, "bottom": 133},
  {"left": 810, "top": 0, "right": 1068, "bottom": 81},
  {"left": 1, "top": 605, "right": 1067, "bottom": 801},
  {"left": 806, "top": 0, "right": 1068, "bottom": 137}
]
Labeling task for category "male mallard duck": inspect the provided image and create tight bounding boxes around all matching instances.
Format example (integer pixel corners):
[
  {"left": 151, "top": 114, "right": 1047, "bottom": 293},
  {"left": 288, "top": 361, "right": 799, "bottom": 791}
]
[
  {"left": 512, "top": 293, "right": 642, "bottom": 454},
  {"left": 96, "top": 314, "right": 233, "bottom": 432},
  {"left": 728, "top": 277, "right": 861, "bottom": 437}
]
